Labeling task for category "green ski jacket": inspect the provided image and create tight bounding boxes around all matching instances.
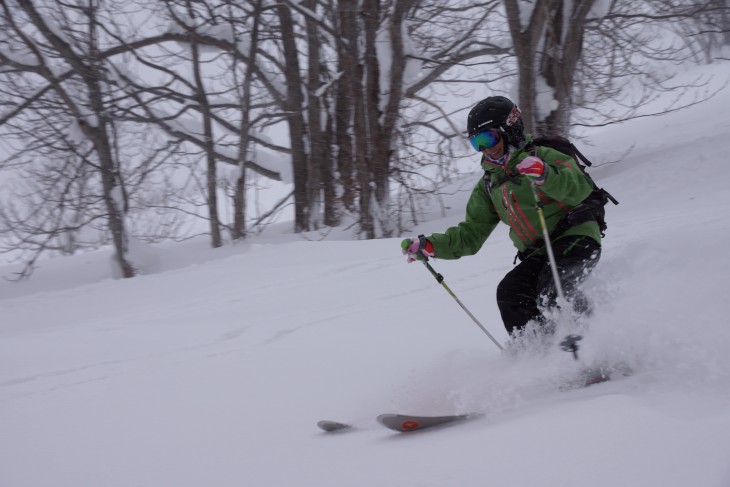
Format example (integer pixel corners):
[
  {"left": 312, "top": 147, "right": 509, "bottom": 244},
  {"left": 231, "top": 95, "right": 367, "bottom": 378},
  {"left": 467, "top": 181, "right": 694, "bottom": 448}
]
[{"left": 428, "top": 135, "right": 601, "bottom": 259}]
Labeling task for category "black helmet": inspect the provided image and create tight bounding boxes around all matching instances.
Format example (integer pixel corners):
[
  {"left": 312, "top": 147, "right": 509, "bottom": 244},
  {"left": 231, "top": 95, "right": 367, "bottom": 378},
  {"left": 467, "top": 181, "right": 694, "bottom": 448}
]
[{"left": 467, "top": 96, "right": 525, "bottom": 148}]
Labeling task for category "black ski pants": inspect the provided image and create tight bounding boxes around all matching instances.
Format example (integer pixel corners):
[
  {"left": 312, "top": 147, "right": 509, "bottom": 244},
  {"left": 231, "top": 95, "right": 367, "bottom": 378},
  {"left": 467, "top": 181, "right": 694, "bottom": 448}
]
[{"left": 496, "top": 236, "right": 601, "bottom": 335}]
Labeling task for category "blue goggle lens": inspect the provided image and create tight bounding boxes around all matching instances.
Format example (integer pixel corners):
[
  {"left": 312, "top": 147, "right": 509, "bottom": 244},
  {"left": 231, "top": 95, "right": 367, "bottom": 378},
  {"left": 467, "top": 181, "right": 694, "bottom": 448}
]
[{"left": 469, "top": 129, "right": 500, "bottom": 151}]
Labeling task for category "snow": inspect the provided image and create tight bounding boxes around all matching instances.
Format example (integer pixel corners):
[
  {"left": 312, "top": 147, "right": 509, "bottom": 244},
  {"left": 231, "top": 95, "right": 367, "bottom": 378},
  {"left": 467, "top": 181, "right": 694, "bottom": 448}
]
[
  {"left": 588, "top": 0, "right": 613, "bottom": 20},
  {"left": 2, "top": 62, "right": 730, "bottom": 486},
  {"left": 376, "top": 20, "right": 423, "bottom": 111},
  {"left": 66, "top": 118, "right": 87, "bottom": 144},
  {"left": 535, "top": 74, "right": 559, "bottom": 121},
  {"left": 376, "top": 25, "right": 394, "bottom": 113},
  {"left": 401, "top": 21, "right": 424, "bottom": 88},
  {"left": 0, "top": 46, "right": 39, "bottom": 68},
  {"left": 518, "top": 0, "right": 536, "bottom": 32}
]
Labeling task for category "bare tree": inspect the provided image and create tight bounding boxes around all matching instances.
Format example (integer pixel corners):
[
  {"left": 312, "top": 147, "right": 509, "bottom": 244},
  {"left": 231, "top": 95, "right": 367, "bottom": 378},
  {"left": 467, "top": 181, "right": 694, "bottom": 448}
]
[
  {"left": 501, "top": 0, "right": 728, "bottom": 136},
  {"left": 0, "top": 0, "right": 146, "bottom": 277},
  {"left": 502, "top": 0, "right": 600, "bottom": 135},
  {"left": 275, "top": 0, "right": 512, "bottom": 237},
  {"left": 3, "top": 0, "right": 724, "bottom": 276},
  {"left": 110, "top": 0, "right": 287, "bottom": 244},
  {"left": 572, "top": 0, "right": 728, "bottom": 129},
  {"left": 670, "top": 0, "right": 730, "bottom": 63},
  {"left": 230, "top": 0, "right": 264, "bottom": 240}
]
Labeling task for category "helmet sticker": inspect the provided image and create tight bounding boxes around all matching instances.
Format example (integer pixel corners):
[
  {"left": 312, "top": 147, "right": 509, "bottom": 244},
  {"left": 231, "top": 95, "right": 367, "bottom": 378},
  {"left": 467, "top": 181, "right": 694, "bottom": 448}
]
[
  {"left": 476, "top": 120, "right": 493, "bottom": 130},
  {"left": 506, "top": 106, "right": 521, "bottom": 126}
]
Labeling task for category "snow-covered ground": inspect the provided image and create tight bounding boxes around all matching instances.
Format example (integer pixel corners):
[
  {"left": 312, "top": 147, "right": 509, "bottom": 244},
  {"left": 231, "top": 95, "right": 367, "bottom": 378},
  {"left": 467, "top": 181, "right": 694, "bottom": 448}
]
[{"left": 2, "top": 62, "right": 730, "bottom": 487}]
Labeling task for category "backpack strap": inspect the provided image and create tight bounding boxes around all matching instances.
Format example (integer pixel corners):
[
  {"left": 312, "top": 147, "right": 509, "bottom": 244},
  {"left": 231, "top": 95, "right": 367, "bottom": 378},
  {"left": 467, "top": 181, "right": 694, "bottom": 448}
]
[
  {"left": 531, "top": 137, "right": 619, "bottom": 206},
  {"left": 483, "top": 168, "right": 522, "bottom": 199},
  {"left": 569, "top": 142, "right": 593, "bottom": 167}
]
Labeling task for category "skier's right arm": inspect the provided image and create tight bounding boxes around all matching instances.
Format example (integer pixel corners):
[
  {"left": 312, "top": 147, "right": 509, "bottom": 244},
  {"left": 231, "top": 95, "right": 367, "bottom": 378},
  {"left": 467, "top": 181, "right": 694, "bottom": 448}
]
[{"left": 426, "top": 182, "right": 500, "bottom": 260}]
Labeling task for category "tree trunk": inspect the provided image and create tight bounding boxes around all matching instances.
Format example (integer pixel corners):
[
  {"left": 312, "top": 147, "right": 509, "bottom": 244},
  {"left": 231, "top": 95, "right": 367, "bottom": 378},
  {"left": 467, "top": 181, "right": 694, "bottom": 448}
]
[
  {"left": 504, "top": 0, "right": 559, "bottom": 133},
  {"left": 538, "top": 0, "right": 593, "bottom": 135},
  {"left": 187, "top": 1, "right": 222, "bottom": 247},
  {"left": 724, "top": 0, "right": 730, "bottom": 45},
  {"left": 232, "top": 0, "right": 263, "bottom": 240},
  {"left": 368, "top": 0, "right": 415, "bottom": 238},
  {"left": 321, "top": 93, "right": 338, "bottom": 227},
  {"left": 16, "top": 1, "right": 137, "bottom": 276},
  {"left": 359, "top": 0, "right": 381, "bottom": 239},
  {"left": 96, "top": 127, "right": 135, "bottom": 278},
  {"left": 277, "top": 3, "right": 310, "bottom": 233},
  {"left": 304, "top": 0, "right": 324, "bottom": 230},
  {"left": 335, "top": 0, "right": 358, "bottom": 214}
]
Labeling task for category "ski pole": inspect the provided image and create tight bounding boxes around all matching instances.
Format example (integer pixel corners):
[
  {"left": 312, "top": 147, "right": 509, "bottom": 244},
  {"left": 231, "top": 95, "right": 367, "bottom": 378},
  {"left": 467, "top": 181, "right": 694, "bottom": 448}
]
[
  {"left": 531, "top": 182, "right": 584, "bottom": 363},
  {"left": 416, "top": 243, "right": 503, "bottom": 351},
  {"left": 529, "top": 182, "right": 566, "bottom": 302},
  {"left": 560, "top": 334, "right": 582, "bottom": 360}
]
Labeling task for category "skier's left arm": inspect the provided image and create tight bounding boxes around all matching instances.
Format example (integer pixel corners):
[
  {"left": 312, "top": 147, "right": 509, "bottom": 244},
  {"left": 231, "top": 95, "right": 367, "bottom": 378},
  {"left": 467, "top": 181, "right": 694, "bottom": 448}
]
[{"left": 518, "top": 147, "right": 594, "bottom": 205}]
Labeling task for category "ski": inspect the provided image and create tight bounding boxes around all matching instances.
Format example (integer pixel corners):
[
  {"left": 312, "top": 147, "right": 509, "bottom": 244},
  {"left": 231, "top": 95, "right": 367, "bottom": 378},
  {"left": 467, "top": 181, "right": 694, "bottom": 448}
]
[
  {"left": 319, "top": 335, "right": 628, "bottom": 434},
  {"left": 559, "top": 334, "right": 638, "bottom": 387},
  {"left": 583, "top": 367, "right": 611, "bottom": 386},
  {"left": 317, "top": 413, "right": 482, "bottom": 433},
  {"left": 560, "top": 367, "right": 610, "bottom": 390},
  {"left": 317, "top": 419, "right": 353, "bottom": 432},
  {"left": 376, "top": 412, "right": 481, "bottom": 433}
]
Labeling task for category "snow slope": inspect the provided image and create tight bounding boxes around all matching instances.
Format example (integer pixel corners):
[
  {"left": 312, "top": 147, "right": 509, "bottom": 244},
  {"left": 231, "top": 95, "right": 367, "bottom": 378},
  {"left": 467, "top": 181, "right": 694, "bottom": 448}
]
[{"left": 2, "top": 62, "right": 730, "bottom": 487}]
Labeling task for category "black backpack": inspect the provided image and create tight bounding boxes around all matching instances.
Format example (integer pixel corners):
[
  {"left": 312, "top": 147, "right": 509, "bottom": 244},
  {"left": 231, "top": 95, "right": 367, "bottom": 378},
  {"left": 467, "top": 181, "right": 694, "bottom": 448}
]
[{"left": 527, "top": 135, "right": 619, "bottom": 238}]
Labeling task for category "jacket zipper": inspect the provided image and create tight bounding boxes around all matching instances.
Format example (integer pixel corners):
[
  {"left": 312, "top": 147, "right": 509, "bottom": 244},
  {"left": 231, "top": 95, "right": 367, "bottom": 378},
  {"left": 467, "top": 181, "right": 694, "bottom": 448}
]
[{"left": 502, "top": 185, "right": 533, "bottom": 243}]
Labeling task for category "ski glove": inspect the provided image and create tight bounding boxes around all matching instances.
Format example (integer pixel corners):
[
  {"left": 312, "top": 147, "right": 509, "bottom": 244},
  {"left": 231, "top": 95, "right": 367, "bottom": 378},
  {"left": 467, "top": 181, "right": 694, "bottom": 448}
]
[
  {"left": 516, "top": 156, "right": 547, "bottom": 185},
  {"left": 401, "top": 236, "right": 435, "bottom": 263}
]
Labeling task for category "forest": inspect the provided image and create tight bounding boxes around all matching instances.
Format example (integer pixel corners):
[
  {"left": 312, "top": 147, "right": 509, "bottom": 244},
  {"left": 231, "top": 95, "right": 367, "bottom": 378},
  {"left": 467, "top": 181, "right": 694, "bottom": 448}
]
[{"left": 0, "top": 0, "right": 727, "bottom": 278}]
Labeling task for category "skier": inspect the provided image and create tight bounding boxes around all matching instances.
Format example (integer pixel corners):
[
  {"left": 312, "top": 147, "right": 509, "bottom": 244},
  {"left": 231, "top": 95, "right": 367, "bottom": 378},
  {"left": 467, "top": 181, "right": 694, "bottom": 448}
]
[{"left": 401, "top": 96, "right": 602, "bottom": 338}]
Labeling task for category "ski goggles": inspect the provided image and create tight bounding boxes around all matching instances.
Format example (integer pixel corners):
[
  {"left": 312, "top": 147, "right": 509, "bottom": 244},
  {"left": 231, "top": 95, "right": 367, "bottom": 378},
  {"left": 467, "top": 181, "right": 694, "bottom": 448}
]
[{"left": 469, "top": 128, "right": 501, "bottom": 152}]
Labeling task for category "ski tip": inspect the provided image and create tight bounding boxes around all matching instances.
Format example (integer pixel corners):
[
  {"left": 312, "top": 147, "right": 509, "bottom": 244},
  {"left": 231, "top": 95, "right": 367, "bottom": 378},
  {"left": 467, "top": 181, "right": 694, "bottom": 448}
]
[
  {"left": 376, "top": 413, "right": 480, "bottom": 433},
  {"left": 317, "top": 420, "right": 353, "bottom": 432}
]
